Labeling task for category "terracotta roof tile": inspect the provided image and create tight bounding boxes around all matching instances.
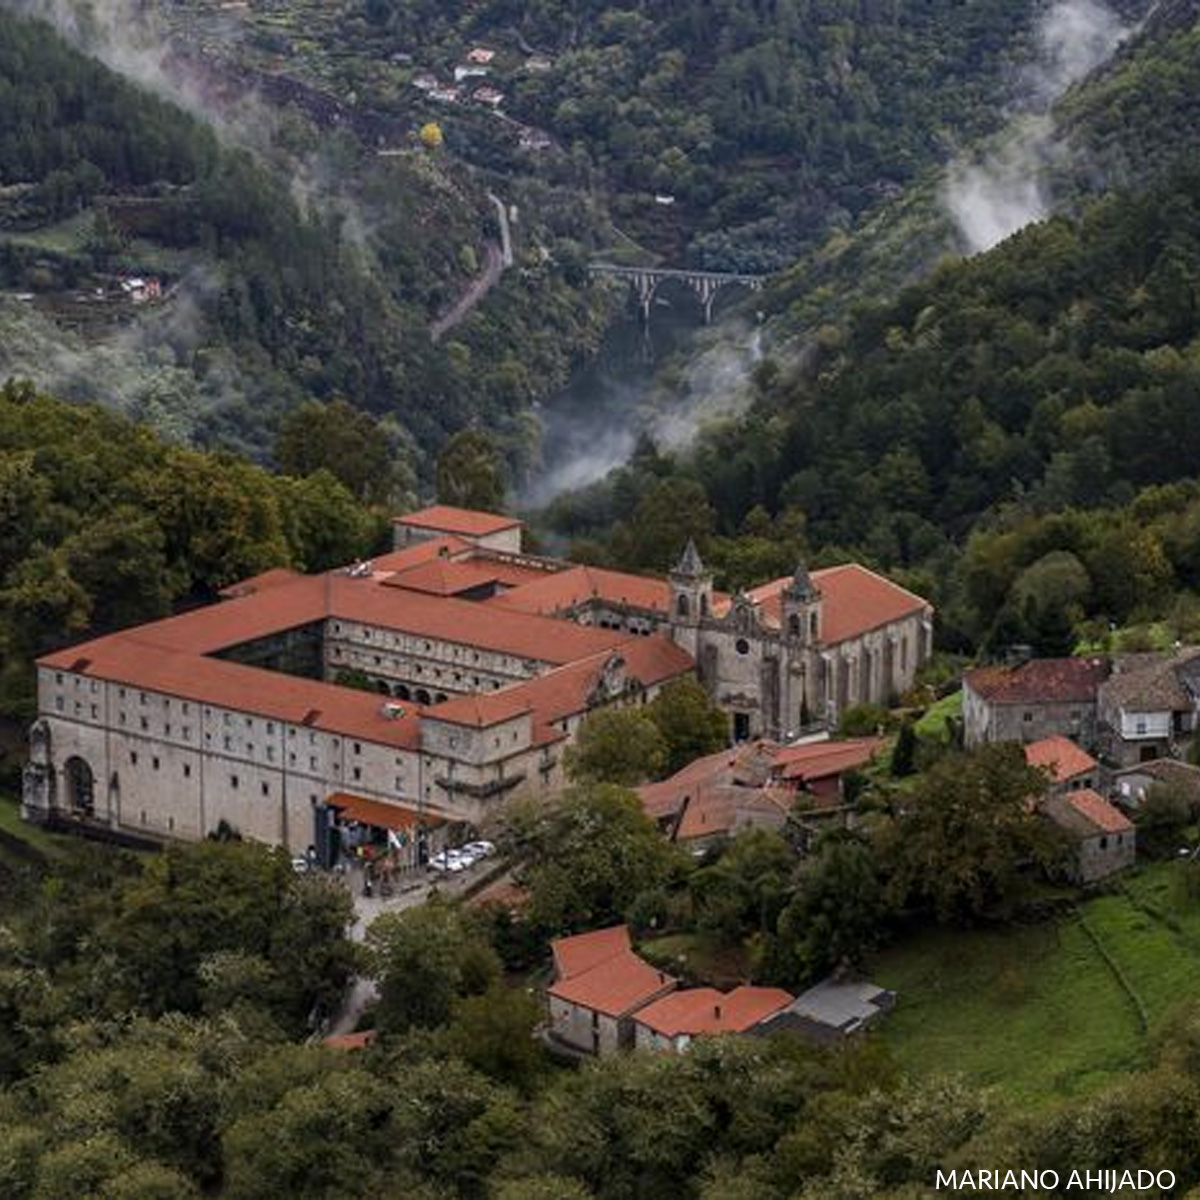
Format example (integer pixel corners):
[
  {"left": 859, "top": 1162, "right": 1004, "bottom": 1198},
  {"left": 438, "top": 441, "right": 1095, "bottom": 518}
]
[
  {"left": 1043, "top": 788, "right": 1134, "bottom": 837},
  {"left": 633, "top": 986, "right": 793, "bottom": 1036},
  {"left": 487, "top": 564, "right": 673, "bottom": 616},
  {"left": 751, "top": 565, "right": 928, "bottom": 644},
  {"left": 1023, "top": 736, "right": 1097, "bottom": 782},
  {"left": 773, "top": 738, "right": 884, "bottom": 782},
  {"left": 965, "top": 657, "right": 1109, "bottom": 704},
  {"left": 551, "top": 925, "right": 632, "bottom": 980},
  {"left": 393, "top": 505, "right": 521, "bottom": 536}
]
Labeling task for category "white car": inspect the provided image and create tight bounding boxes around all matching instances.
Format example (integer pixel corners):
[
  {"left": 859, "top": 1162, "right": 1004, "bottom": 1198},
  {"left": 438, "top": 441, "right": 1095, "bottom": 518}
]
[
  {"left": 428, "top": 850, "right": 466, "bottom": 872},
  {"left": 461, "top": 840, "right": 495, "bottom": 859}
]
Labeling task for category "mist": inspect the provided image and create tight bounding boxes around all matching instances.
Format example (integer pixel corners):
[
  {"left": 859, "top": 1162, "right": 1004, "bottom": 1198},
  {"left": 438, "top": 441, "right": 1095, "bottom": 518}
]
[{"left": 943, "top": 0, "right": 1132, "bottom": 254}]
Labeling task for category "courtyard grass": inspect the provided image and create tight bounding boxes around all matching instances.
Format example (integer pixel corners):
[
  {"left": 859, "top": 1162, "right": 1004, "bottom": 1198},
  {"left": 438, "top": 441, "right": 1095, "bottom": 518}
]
[
  {"left": 913, "top": 689, "right": 962, "bottom": 741},
  {"left": 871, "top": 861, "right": 1200, "bottom": 1109}
]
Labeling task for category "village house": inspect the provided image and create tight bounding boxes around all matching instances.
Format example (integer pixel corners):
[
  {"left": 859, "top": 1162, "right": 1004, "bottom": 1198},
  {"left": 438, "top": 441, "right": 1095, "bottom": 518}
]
[
  {"left": 466, "top": 47, "right": 495, "bottom": 65},
  {"left": 963, "top": 656, "right": 1109, "bottom": 748},
  {"left": 454, "top": 64, "right": 489, "bottom": 83},
  {"left": 637, "top": 736, "right": 883, "bottom": 849},
  {"left": 473, "top": 86, "right": 505, "bottom": 109},
  {"left": 1096, "top": 650, "right": 1200, "bottom": 767},
  {"left": 24, "top": 506, "right": 932, "bottom": 857},
  {"left": 1024, "top": 735, "right": 1101, "bottom": 795},
  {"left": 1040, "top": 788, "right": 1136, "bottom": 882},
  {"left": 632, "top": 986, "right": 793, "bottom": 1053},
  {"left": 546, "top": 926, "right": 676, "bottom": 1055},
  {"left": 1112, "top": 757, "right": 1200, "bottom": 809}
]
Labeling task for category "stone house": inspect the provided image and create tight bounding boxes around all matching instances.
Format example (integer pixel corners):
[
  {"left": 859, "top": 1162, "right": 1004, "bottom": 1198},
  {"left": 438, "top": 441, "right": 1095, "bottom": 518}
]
[
  {"left": 1096, "top": 651, "right": 1200, "bottom": 767},
  {"left": 1112, "top": 757, "right": 1200, "bottom": 809},
  {"left": 962, "top": 657, "right": 1109, "bottom": 748},
  {"left": 546, "top": 926, "right": 676, "bottom": 1055},
  {"left": 1040, "top": 788, "right": 1136, "bottom": 882},
  {"left": 1023, "top": 735, "right": 1101, "bottom": 795},
  {"left": 632, "top": 986, "right": 793, "bottom": 1053}
]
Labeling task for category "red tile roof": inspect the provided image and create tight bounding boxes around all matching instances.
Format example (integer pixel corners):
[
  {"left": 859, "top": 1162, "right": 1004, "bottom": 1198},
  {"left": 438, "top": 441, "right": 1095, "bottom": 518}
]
[
  {"left": 773, "top": 738, "right": 884, "bottom": 782},
  {"left": 965, "top": 658, "right": 1109, "bottom": 704},
  {"left": 428, "top": 637, "right": 693, "bottom": 729},
  {"left": 218, "top": 567, "right": 303, "bottom": 599},
  {"left": 751, "top": 565, "right": 928, "bottom": 644},
  {"left": 1043, "top": 788, "right": 1134, "bottom": 837},
  {"left": 41, "top": 638, "right": 424, "bottom": 748},
  {"left": 487, "top": 564, "right": 673, "bottom": 616},
  {"left": 1023, "top": 736, "right": 1097, "bottom": 782},
  {"left": 394, "top": 505, "right": 521, "bottom": 536},
  {"left": 548, "top": 925, "right": 676, "bottom": 1017},
  {"left": 322, "top": 1030, "right": 378, "bottom": 1051},
  {"left": 633, "top": 986, "right": 793, "bottom": 1036},
  {"left": 552, "top": 925, "right": 633, "bottom": 981}
]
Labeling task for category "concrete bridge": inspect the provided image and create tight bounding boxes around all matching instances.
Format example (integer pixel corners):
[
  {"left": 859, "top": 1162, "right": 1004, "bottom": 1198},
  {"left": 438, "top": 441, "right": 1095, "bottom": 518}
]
[{"left": 588, "top": 262, "right": 767, "bottom": 325}]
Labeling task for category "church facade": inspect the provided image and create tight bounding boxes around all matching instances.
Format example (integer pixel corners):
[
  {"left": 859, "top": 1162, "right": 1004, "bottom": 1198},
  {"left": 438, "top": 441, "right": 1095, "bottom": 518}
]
[{"left": 23, "top": 506, "right": 932, "bottom": 855}]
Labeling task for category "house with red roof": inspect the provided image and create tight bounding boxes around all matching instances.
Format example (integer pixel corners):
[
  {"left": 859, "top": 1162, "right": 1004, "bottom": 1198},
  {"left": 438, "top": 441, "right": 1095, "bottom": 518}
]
[
  {"left": 546, "top": 926, "right": 676, "bottom": 1055},
  {"left": 632, "top": 986, "right": 793, "bottom": 1053},
  {"left": 963, "top": 656, "right": 1109, "bottom": 749},
  {"left": 637, "top": 736, "right": 883, "bottom": 848},
  {"left": 1023, "top": 736, "right": 1100, "bottom": 795},
  {"left": 1040, "top": 788, "right": 1135, "bottom": 882}
]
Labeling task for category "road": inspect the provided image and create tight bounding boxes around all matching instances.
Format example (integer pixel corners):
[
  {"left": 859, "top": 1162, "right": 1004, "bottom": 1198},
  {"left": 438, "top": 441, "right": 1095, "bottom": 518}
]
[{"left": 429, "top": 193, "right": 513, "bottom": 340}]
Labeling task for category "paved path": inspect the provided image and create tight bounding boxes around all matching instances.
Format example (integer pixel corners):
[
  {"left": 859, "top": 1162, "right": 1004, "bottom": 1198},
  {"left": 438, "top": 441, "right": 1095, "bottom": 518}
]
[
  {"left": 430, "top": 192, "right": 513, "bottom": 340},
  {"left": 325, "top": 862, "right": 488, "bottom": 1036}
]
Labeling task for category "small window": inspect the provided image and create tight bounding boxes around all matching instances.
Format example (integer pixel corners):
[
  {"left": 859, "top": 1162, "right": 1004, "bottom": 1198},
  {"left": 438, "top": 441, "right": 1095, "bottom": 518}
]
[
  {"left": 152, "top": 757, "right": 160, "bottom": 771},
  {"left": 130, "top": 751, "right": 139, "bottom": 765},
  {"left": 1023, "top": 711, "right": 1033, "bottom": 723},
  {"left": 183, "top": 764, "right": 192, "bottom": 778},
  {"left": 261, "top": 782, "right": 269, "bottom": 796},
  {"left": 353, "top": 742, "right": 362, "bottom": 755},
  {"left": 55, "top": 696, "right": 64, "bottom": 712},
  {"left": 735, "top": 638, "right": 750, "bottom": 656},
  {"left": 55, "top": 672, "right": 64, "bottom": 685},
  {"left": 1100, "top": 836, "right": 1108, "bottom": 850},
  {"left": 352, "top": 767, "right": 362, "bottom": 781},
  {"left": 90, "top": 704, "right": 98, "bottom": 719},
  {"left": 140, "top": 717, "right": 149, "bottom": 731},
  {"left": 231, "top": 775, "right": 239, "bottom": 789}
]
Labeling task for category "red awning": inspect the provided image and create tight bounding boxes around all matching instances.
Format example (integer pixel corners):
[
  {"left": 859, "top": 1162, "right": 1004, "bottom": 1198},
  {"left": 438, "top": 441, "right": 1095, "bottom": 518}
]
[{"left": 327, "top": 793, "right": 442, "bottom": 831}]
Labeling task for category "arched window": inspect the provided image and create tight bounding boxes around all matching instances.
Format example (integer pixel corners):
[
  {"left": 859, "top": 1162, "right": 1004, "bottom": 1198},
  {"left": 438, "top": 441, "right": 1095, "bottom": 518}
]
[
  {"left": 810, "top": 612, "right": 819, "bottom": 639},
  {"left": 676, "top": 593, "right": 690, "bottom": 618},
  {"left": 700, "top": 594, "right": 709, "bottom": 616},
  {"left": 788, "top": 614, "right": 801, "bottom": 640}
]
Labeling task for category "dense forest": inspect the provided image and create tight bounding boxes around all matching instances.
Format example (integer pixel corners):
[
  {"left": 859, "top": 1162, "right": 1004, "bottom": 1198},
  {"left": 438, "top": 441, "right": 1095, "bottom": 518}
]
[
  {"left": 0, "top": 7, "right": 613, "bottom": 465},
  {"left": 544, "top": 159, "right": 1200, "bottom": 656}
]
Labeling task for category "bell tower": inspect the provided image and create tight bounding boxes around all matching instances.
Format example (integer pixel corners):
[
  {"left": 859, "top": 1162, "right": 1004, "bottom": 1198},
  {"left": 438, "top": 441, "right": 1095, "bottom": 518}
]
[
  {"left": 782, "top": 561, "right": 821, "bottom": 646},
  {"left": 668, "top": 538, "right": 712, "bottom": 657}
]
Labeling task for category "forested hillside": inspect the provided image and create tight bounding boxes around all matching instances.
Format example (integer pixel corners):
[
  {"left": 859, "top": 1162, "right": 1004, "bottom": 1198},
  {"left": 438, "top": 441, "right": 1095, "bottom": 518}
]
[
  {"left": 544, "top": 162, "right": 1200, "bottom": 656},
  {"left": 0, "top": 380, "right": 381, "bottom": 720},
  {"left": 0, "top": 8, "right": 612, "bottom": 464}
]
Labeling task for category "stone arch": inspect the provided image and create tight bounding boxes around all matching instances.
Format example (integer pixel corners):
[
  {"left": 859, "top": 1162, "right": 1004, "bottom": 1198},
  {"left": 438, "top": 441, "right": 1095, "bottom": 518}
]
[
  {"left": 415, "top": 688, "right": 432, "bottom": 706},
  {"left": 394, "top": 684, "right": 412, "bottom": 701},
  {"left": 676, "top": 593, "right": 690, "bottom": 618},
  {"left": 63, "top": 755, "right": 95, "bottom": 816},
  {"left": 788, "top": 614, "right": 801, "bottom": 640}
]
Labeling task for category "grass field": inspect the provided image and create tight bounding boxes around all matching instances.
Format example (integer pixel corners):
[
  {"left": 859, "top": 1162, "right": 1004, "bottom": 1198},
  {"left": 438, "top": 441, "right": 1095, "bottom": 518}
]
[
  {"left": 914, "top": 689, "right": 962, "bottom": 741},
  {"left": 872, "top": 862, "right": 1200, "bottom": 1108}
]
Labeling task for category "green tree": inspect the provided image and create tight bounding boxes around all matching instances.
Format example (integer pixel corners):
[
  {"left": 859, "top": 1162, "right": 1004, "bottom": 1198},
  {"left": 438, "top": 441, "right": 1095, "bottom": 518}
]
[
  {"left": 693, "top": 828, "right": 794, "bottom": 941},
  {"left": 647, "top": 677, "right": 729, "bottom": 775},
  {"left": 564, "top": 707, "right": 667, "bottom": 785},
  {"left": 506, "top": 784, "right": 684, "bottom": 934},
  {"left": 884, "top": 744, "right": 1062, "bottom": 923},
  {"left": 1135, "top": 780, "right": 1196, "bottom": 859},
  {"left": 276, "top": 399, "right": 409, "bottom": 506},
  {"left": 435, "top": 428, "right": 506, "bottom": 512},
  {"left": 771, "top": 830, "right": 886, "bottom": 984},
  {"left": 367, "top": 898, "right": 500, "bottom": 1034},
  {"left": 439, "top": 981, "right": 545, "bottom": 1092},
  {"left": 890, "top": 719, "right": 918, "bottom": 778},
  {"left": 274, "top": 469, "right": 379, "bottom": 572}
]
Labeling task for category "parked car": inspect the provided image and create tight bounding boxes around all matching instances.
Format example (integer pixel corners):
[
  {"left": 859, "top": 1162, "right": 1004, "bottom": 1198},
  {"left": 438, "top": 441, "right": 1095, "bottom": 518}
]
[
  {"left": 461, "top": 840, "right": 495, "bottom": 859},
  {"left": 291, "top": 856, "right": 311, "bottom": 874},
  {"left": 454, "top": 845, "right": 484, "bottom": 867},
  {"left": 429, "top": 850, "right": 466, "bottom": 872}
]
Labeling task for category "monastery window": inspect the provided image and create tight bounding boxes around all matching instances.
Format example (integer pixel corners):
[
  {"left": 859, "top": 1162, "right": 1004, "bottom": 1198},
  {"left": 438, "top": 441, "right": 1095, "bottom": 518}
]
[
  {"left": 736, "top": 638, "right": 750, "bottom": 656},
  {"left": 90, "top": 680, "right": 99, "bottom": 694},
  {"left": 74, "top": 701, "right": 82, "bottom": 716},
  {"left": 183, "top": 764, "right": 191, "bottom": 778},
  {"left": 473, "top": 652, "right": 480, "bottom": 662},
  {"left": 1100, "top": 836, "right": 1108, "bottom": 850},
  {"left": 223, "top": 712, "right": 232, "bottom": 726},
  {"left": 231, "top": 775, "right": 239, "bottom": 789},
  {"left": 224, "top": 736, "right": 233, "bottom": 751},
  {"left": 423, "top": 641, "right": 431, "bottom": 652},
  {"left": 810, "top": 613, "right": 818, "bottom": 639},
  {"left": 140, "top": 717, "right": 149, "bottom": 731},
  {"left": 130, "top": 752, "right": 138, "bottom": 765},
  {"left": 247, "top": 744, "right": 254, "bottom": 756},
  {"left": 289, "top": 752, "right": 296, "bottom": 765},
  {"left": 183, "top": 727, "right": 191, "bottom": 741},
  {"left": 90, "top": 704, "right": 98, "bottom": 719},
  {"left": 266, "top": 722, "right": 274, "bottom": 735},
  {"left": 353, "top": 742, "right": 361, "bottom": 754},
  {"left": 182, "top": 703, "right": 190, "bottom": 715},
  {"left": 788, "top": 615, "right": 801, "bottom": 639},
  {"left": 352, "top": 767, "right": 362, "bottom": 781},
  {"left": 677, "top": 595, "right": 690, "bottom": 618},
  {"left": 334, "top": 623, "right": 342, "bottom": 634},
  {"left": 139, "top": 692, "right": 146, "bottom": 704},
  {"left": 310, "top": 756, "right": 318, "bottom": 770},
  {"left": 266, "top": 747, "right": 275, "bottom": 762},
  {"left": 54, "top": 695, "right": 65, "bottom": 712},
  {"left": 1023, "top": 711, "right": 1033, "bottom": 723},
  {"left": 261, "top": 782, "right": 269, "bottom": 796},
  {"left": 164, "top": 723, "right": 171, "bottom": 737},
  {"left": 168, "top": 817, "right": 175, "bottom": 832},
  {"left": 245, "top": 717, "right": 253, "bottom": 728},
  {"left": 119, "top": 687, "right": 126, "bottom": 699},
  {"left": 395, "top": 776, "right": 404, "bottom": 790},
  {"left": 152, "top": 757, "right": 160, "bottom": 771},
  {"left": 55, "top": 673, "right": 63, "bottom": 685},
  {"left": 333, "top": 739, "right": 340, "bottom": 748}
]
